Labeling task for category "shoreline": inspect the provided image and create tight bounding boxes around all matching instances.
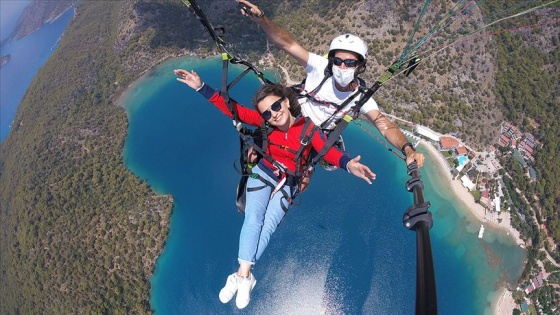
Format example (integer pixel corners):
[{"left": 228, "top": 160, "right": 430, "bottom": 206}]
[
  {"left": 493, "top": 288, "right": 517, "bottom": 315},
  {"left": 417, "top": 139, "right": 522, "bottom": 314},
  {"left": 418, "top": 139, "right": 524, "bottom": 245}
]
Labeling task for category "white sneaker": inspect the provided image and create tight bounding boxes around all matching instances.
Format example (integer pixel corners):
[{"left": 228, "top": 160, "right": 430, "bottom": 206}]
[
  {"left": 219, "top": 273, "right": 241, "bottom": 303},
  {"left": 235, "top": 273, "right": 257, "bottom": 309}
]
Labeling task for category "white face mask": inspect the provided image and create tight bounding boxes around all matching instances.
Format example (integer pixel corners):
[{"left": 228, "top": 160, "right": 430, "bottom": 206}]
[{"left": 332, "top": 67, "right": 355, "bottom": 87}]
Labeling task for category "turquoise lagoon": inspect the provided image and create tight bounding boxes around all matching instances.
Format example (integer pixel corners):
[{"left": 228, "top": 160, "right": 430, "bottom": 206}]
[{"left": 121, "top": 55, "right": 526, "bottom": 314}]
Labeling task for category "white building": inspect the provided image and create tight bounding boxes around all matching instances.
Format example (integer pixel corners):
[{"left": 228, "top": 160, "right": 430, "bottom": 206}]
[
  {"left": 460, "top": 175, "right": 476, "bottom": 190},
  {"left": 493, "top": 195, "right": 501, "bottom": 212},
  {"left": 414, "top": 125, "right": 441, "bottom": 142}
]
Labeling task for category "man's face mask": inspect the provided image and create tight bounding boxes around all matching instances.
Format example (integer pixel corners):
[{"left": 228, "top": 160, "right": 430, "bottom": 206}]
[{"left": 332, "top": 66, "right": 355, "bottom": 87}]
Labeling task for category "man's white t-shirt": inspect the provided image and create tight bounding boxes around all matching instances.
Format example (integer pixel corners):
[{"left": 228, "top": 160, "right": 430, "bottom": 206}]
[{"left": 299, "top": 53, "right": 379, "bottom": 130}]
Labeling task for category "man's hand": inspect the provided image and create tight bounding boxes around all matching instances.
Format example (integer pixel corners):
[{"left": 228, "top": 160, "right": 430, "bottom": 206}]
[
  {"left": 236, "top": 0, "right": 263, "bottom": 19},
  {"left": 405, "top": 150, "right": 425, "bottom": 168}
]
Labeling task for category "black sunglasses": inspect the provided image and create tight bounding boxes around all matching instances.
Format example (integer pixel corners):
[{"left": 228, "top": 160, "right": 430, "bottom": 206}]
[
  {"left": 261, "top": 98, "right": 283, "bottom": 120},
  {"left": 333, "top": 57, "right": 359, "bottom": 68}
]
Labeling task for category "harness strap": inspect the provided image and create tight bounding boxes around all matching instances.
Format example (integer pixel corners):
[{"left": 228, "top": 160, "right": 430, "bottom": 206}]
[
  {"left": 311, "top": 114, "right": 354, "bottom": 166},
  {"left": 318, "top": 88, "right": 362, "bottom": 129},
  {"left": 246, "top": 170, "right": 292, "bottom": 213},
  {"left": 294, "top": 118, "right": 318, "bottom": 174},
  {"left": 239, "top": 131, "right": 292, "bottom": 176},
  {"left": 311, "top": 60, "right": 404, "bottom": 166},
  {"left": 227, "top": 67, "right": 253, "bottom": 91},
  {"left": 219, "top": 53, "right": 241, "bottom": 126}
]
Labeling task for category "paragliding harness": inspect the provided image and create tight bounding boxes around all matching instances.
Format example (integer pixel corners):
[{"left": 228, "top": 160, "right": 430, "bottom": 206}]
[
  {"left": 290, "top": 59, "right": 372, "bottom": 171},
  {"left": 180, "top": 0, "right": 323, "bottom": 214},
  {"left": 290, "top": 58, "right": 368, "bottom": 120},
  {"left": 234, "top": 117, "right": 319, "bottom": 214}
]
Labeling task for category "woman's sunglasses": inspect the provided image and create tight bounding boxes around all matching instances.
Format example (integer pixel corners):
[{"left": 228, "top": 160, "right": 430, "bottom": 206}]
[
  {"left": 261, "top": 98, "right": 283, "bottom": 120},
  {"left": 333, "top": 57, "right": 359, "bottom": 68}
]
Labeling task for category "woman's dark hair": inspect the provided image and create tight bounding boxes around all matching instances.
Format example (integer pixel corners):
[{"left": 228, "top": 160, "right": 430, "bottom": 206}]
[{"left": 252, "top": 84, "right": 301, "bottom": 117}]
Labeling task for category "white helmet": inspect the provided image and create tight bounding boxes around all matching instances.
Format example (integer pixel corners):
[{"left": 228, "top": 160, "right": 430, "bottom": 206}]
[{"left": 328, "top": 34, "right": 368, "bottom": 61}]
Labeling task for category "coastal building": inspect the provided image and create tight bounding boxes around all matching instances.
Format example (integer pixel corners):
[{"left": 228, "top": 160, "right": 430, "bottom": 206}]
[
  {"left": 414, "top": 125, "right": 440, "bottom": 142},
  {"left": 518, "top": 133, "right": 537, "bottom": 163},
  {"left": 456, "top": 146, "right": 468, "bottom": 156},
  {"left": 440, "top": 136, "right": 460, "bottom": 150},
  {"left": 498, "top": 134, "right": 510, "bottom": 147},
  {"left": 524, "top": 132, "right": 535, "bottom": 147},
  {"left": 502, "top": 121, "right": 523, "bottom": 140},
  {"left": 524, "top": 272, "right": 545, "bottom": 294},
  {"left": 460, "top": 175, "right": 476, "bottom": 191},
  {"left": 493, "top": 195, "right": 501, "bottom": 212}
]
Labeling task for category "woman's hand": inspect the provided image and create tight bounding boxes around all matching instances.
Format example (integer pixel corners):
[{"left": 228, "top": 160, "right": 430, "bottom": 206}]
[
  {"left": 347, "top": 155, "right": 376, "bottom": 184},
  {"left": 174, "top": 69, "right": 203, "bottom": 90}
]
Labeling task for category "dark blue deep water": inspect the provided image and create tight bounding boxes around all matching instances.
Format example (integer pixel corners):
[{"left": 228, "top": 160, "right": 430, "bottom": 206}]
[{"left": 121, "top": 56, "right": 525, "bottom": 314}]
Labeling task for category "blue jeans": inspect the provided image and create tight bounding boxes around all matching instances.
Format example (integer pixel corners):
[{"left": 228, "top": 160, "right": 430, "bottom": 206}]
[{"left": 238, "top": 164, "right": 292, "bottom": 265}]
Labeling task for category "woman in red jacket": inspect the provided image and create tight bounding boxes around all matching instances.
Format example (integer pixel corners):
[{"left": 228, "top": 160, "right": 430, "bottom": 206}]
[{"left": 175, "top": 69, "right": 376, "bottom": 309}]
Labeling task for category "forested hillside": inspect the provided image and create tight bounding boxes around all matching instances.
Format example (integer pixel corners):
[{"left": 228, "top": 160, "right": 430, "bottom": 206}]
[
  {"left": 0, "top": 0, "right": 558, "bottom": 313},
  {"left": 481, "top": 0, "right": 560, "bottom": 247},
  {"left": 0, "top": 2, "right": 173, "bottom": 313}
]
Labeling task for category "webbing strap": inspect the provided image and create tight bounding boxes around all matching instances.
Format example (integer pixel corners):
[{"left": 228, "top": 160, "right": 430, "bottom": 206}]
[
  {"left": 247, "top": 171, "right": 292, "bottom": 212},
  {"left": 311, "top": 114, "right": 353, "bottom": 166},
  {"left": 220, "top": 53, "right": 241, "bottom": 125},
  {"left": 310, "top": 60, "right": 403, "bottom": 166},
  {"left": 318, "top": 88, "right": 362, "bottom": 129},
  {"left": 228, "top": 68, "right": 253, "bottom": 91},
  {"left": 181, "top": 0, "right": 228, "bottom": 53},
  {"left": 238, "top": 130, "right": 293, "bottom": 177},
  {"left": 293, "top": 118, "right": 318, "bottom": 175}
]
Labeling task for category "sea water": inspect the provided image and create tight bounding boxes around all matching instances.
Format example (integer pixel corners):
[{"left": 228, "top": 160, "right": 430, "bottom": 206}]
[
  {"left": 1, "top": 1, "right": 32, "bottom": 41},
  {"left": 0, "top": 7, "right": 74, "bottom": 141},
  {"left": 121, "top": 55, "right": 525, "bottom": 314}
]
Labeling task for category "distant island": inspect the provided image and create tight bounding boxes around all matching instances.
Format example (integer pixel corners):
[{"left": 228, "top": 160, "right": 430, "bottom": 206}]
[{"left": 0, "top": 54, "right": 10, "bottom": 68}]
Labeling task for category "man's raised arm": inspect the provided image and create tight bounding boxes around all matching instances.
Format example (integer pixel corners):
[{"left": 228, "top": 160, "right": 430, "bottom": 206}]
[{"left": 237, "top": 0, "right": 309, "bottom": 67}]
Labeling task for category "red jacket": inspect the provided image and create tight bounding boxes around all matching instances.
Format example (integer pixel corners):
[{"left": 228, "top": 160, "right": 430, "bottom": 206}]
[{"left": 198, "top": 84, "right": 351, "bottom": 174}]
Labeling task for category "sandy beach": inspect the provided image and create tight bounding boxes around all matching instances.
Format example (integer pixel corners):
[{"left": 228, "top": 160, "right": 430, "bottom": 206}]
[
  {"left": 494, "top": 288, "right": 516, "bottom": 315},
  {"left": 418, "top": 139, "right": 524, "bottom": 245},
  {"left": 417, "top": 139, "right": 522, "bottom": 314}
]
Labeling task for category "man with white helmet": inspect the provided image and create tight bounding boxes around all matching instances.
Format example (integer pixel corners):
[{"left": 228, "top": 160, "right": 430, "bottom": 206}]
[{"left": 237, "top": 0, "right": 425, "bottom": 168}]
